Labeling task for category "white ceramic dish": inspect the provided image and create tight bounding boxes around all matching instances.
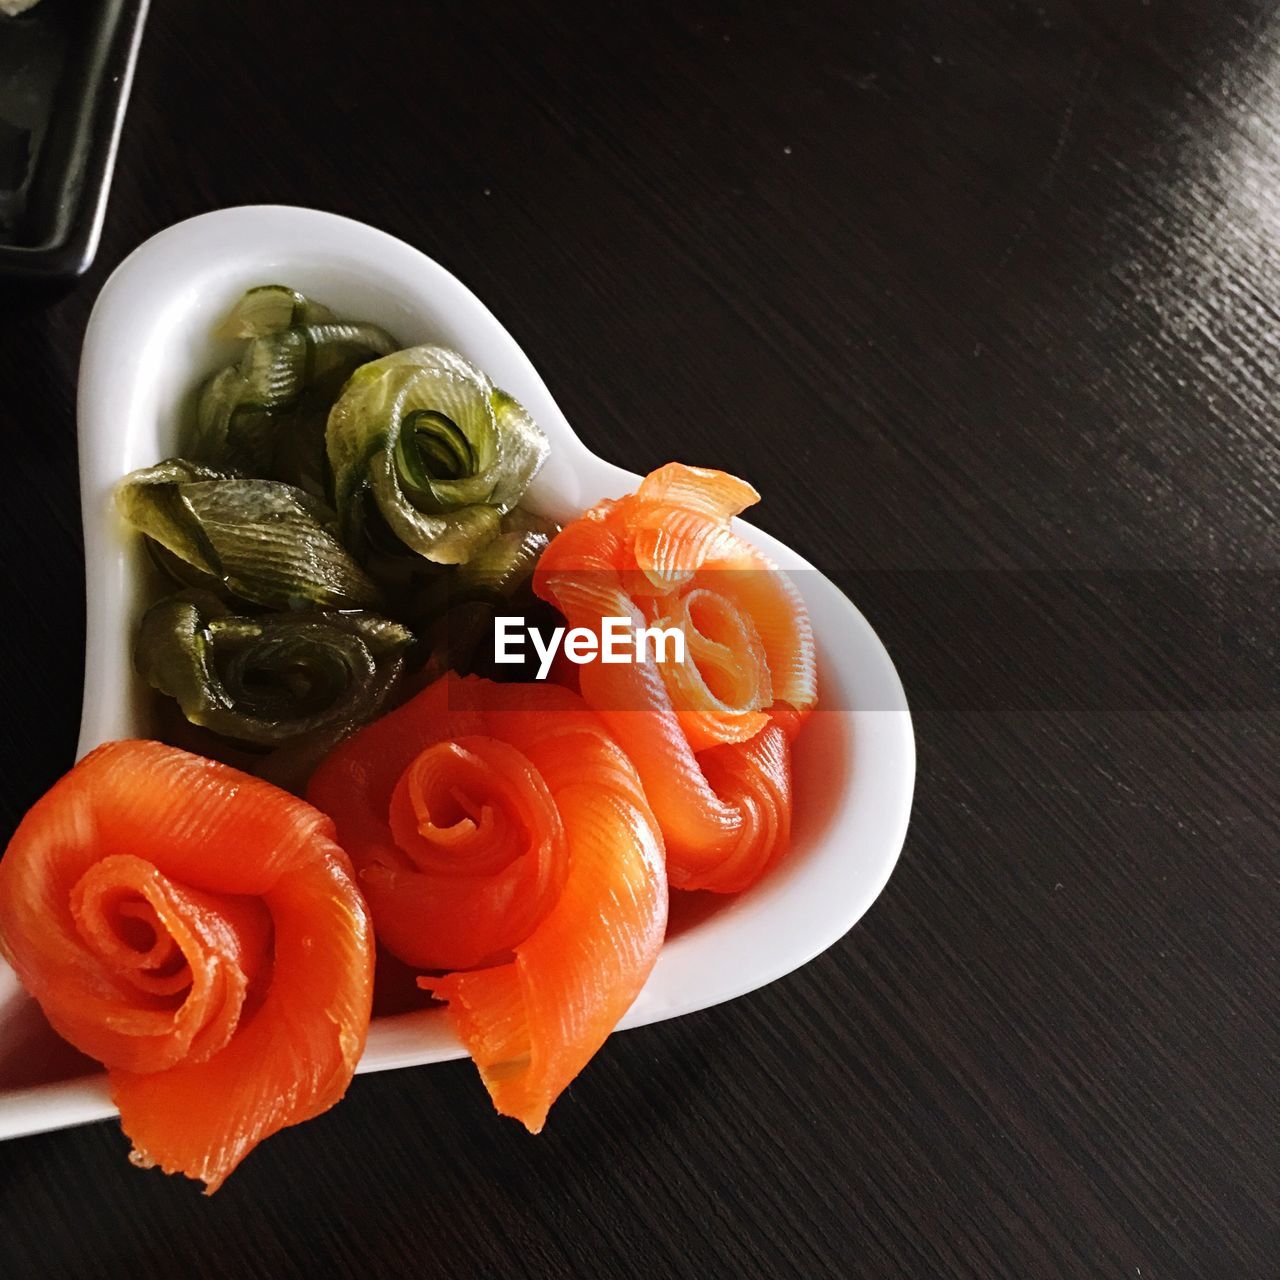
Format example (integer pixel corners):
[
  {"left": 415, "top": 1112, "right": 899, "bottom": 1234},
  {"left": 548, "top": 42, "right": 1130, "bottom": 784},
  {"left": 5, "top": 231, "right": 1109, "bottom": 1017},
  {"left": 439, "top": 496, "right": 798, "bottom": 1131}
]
[{"left": 0, "top": 206, "right": 914, "bottom": 1142}]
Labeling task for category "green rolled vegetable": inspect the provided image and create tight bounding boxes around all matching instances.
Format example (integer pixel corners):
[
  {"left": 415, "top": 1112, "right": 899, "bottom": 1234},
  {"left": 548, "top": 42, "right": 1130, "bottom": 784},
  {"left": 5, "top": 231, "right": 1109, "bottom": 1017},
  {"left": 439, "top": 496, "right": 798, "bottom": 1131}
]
[
  {"left": 413, "top": 509, "right": 557, "bottom": 619},
  {"left": 193, "top": 285, "right": 397, "bottom": 488},
  {"left": 116, "top": 459, "right": 382, "bottom": 611},
  {"left": 137, "top": 591, "right": 414, "bottom": 787},
  {"left": 413, "top": 510, "right": 560, "bottom": 676},
  {"left": 327, "top": 346, "right": 550, "bottom": 566},
  {"left": 212, "top": 284, "right": 334, "bottom": 340}
]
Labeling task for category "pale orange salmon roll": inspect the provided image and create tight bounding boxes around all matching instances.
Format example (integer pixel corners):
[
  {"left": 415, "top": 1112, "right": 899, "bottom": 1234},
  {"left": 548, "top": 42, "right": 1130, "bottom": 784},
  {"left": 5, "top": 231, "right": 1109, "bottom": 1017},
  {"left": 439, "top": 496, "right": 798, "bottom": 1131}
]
[{"left": 534, "top": 463, "right": 816, "bottom": 893}]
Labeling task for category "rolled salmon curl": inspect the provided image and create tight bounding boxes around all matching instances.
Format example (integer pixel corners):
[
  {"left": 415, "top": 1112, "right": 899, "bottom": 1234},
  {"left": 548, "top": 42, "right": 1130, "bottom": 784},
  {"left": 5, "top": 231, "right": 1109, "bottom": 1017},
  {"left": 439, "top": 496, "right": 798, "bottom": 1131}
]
[
  {"left": 0, "top": 741, "right": 374, "bottom": 1193},
  {"left": 533, "top": 463, "right": 816, "bottom": 893},
  {"left": 309, "top": 673, "right": 667, "bottom": 1132},
  {"left": 630, "top": 464, "right": 816, "bottom": 720}
]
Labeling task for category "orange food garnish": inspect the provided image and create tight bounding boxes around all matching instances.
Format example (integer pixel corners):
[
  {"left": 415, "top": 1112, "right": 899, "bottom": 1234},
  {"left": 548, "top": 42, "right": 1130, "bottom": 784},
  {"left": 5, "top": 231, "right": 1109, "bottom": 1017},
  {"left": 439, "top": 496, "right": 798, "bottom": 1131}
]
[
  {"left": 0, "top": 741, "right": 374, "bottom": 1192},
  {"left": 534, "top": 463, "right": 816, "bottom": 892},
  {"left": 309, "top": 674, "right": 667, "bottom": 1132}
]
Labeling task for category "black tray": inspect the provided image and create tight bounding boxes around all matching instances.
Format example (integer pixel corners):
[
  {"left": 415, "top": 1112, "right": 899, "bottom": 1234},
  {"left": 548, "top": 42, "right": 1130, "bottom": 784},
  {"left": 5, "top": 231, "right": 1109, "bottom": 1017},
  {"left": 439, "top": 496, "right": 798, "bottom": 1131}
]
[{"left": 0, "top": 0, "right": 147, "bottom": 280}]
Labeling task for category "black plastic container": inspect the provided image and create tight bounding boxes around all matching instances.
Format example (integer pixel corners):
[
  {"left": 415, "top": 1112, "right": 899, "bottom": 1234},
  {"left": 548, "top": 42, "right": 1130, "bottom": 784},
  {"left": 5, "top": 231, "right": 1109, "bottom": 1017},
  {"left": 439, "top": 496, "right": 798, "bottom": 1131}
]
[{"left": 0, "top": 0, "right": 147, "bottom": 280}]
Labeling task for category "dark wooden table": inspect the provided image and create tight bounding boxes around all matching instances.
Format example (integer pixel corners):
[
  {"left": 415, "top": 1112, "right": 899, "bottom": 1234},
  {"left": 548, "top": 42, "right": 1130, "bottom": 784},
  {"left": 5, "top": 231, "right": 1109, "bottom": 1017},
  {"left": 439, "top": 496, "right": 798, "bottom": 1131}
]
[{"left": 1, "top": 2, "right": 1276, "bottom": 1276}]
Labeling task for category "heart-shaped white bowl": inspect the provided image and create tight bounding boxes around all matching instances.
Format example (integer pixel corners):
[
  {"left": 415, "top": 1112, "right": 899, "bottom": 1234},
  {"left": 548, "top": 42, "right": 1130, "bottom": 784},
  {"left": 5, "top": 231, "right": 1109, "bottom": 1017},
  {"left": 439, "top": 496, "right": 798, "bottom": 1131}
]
[{"left": 0, "top": 206, "right": 914, "bottom": 1141}]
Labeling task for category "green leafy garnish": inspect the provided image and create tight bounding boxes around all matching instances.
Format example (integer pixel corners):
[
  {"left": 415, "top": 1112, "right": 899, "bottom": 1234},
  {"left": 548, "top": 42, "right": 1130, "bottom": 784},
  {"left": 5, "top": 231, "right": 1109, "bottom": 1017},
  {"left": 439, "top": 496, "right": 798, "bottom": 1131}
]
[
  {"left": 136, "top": 591, "right": 414, "bottom": 788},
  {"left": 193, "top": 285, "right": 397, "bottom": 489},
  {"left": 116, "top": 459, "right": 382, "bottom": 611},
  {"left": 327, "top": 346, "right": 549, "bottom": 565}
]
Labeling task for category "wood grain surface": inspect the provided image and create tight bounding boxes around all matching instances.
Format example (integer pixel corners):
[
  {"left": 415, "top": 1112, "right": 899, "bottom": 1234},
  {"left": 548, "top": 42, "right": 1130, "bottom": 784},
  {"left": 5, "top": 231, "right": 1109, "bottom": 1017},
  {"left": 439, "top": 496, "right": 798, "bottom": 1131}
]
[{"left": 1, "top": 2, "right": 1276, "bottom": 1276}]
